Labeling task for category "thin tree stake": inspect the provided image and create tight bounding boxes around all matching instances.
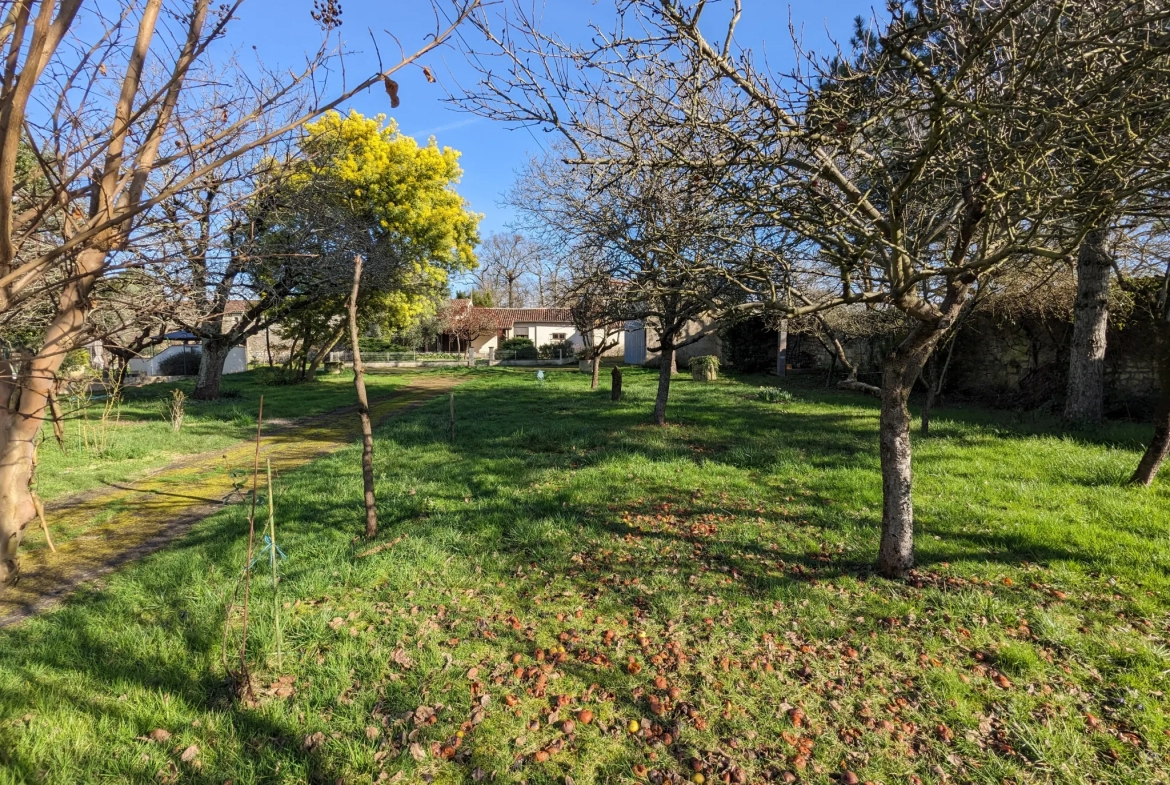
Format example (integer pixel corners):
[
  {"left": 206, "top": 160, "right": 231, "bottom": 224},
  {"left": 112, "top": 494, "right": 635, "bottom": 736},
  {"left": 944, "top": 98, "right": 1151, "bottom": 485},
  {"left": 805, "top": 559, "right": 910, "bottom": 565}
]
[
  {"left": 348, "top": 254, "right": 378, "bottom": 538},
  {"left": 449, "top": 392, "right": 455, "bottom": 441},
  {"left": 33, "top": 497, "right": 54, "bottom": 553},
  {"left": 267, "top": 458, "right": 281, "bottom": 670},
  {"left": 238, "top": 395, "right": 263, "bottom": 700}
]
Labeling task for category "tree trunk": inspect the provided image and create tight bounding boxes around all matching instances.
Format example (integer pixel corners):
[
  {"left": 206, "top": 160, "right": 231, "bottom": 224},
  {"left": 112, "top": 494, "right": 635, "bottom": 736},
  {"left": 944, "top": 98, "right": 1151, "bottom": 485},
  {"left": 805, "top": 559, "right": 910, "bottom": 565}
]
[
  {"left": 305, "top": 322, "right": 347, "bottom": 382},
  {"left": 192, "top": 339, "right": 231, "bottom": 401},
  {"left": 611, "top": 366, "right": 623, "bottom": 401},
  {"left": 1065, "top": 228, "right": 1112, "bottom": 424},
  {"left": 0, "top": 360, "right": 39, "bottom": 586},
  {"left": 0, "top": 247, "right": 105, "bottom": 584},
  {"left": 1131, "top": 306, "right": 1170, "bottom": 485},
  {"left": 921, "top": 380, "right": 935, "bottom": 436},
  {"left": 776, "top": 320, "right": 788, "bottom": 377},
  {"left": 591, "top": 354, "right": 601, "bottom": 389},
  {"left": 653, "top": 343, "right": 675, "bottom": 426},
  {"left": 876, "top": 320, "right": 956, "bottom": 579},
  {"left": 348, "top": 256, "right": 377, "bottom": 538}
]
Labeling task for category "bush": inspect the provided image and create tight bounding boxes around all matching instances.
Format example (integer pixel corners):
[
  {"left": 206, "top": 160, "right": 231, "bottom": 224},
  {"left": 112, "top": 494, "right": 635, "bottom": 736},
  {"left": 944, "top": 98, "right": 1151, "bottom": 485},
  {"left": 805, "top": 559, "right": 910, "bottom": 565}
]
[
  {"left": 157, "top": 349, "right": 201, "bottom": 376},
  {"left": 59, "top": 348, "right": 92, "bottom": 377},
  {"left": 720, "top": 316, "right": 777, "bottom": 373},
  {"left": 499, "top": 337, "right": 538, "bottom": 359},
  {"left": 689, "top": 355, "right": 720, "bottom": 381},
  {"left": 756, "top": 386, "right": 795, "bottom": 404},
  {"left": 500, "top": 337, "right": 535, "bottom": 351},
  {"left": 538, "top": 340, "right": 578, "bottom": 360},
  {"left": 359, "top": 338, "right": 413, "bottom": 353}
]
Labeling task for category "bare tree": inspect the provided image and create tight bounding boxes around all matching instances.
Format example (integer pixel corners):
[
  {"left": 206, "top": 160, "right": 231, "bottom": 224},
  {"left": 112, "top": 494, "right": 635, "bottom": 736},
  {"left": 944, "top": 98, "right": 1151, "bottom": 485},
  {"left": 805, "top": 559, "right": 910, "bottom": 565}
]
[
  {"left": 509, "top": 149, "right": 743, "bottom": 425},
  {"left": 567, "top": 261, "right": 626, "bottom": 389},
  {"left": 456, "top": 0, "right": 1170, "bottom": 576},
  {"left": 437, "top": 297, "right": 492, "bottom": 353},
  {"left": 473, "top": 232, "right": 542, "bottom": 307},
  {"left": 0, "top": 0, "right": 481, "bottom": 585}
]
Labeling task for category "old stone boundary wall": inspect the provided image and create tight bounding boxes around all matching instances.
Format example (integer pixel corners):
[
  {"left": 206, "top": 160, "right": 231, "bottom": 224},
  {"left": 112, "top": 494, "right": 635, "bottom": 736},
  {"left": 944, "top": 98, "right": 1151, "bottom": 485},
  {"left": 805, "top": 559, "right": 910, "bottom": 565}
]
[{"left": 724, "top": 281, "right": 1162, "bottom": 418}]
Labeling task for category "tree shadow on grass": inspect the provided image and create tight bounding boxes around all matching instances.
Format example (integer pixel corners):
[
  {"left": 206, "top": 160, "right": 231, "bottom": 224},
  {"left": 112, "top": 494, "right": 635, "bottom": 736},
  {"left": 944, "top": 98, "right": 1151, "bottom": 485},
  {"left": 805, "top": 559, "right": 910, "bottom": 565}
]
[{"left": 2, "top": 369, "right": 1166, "bottom": 780}]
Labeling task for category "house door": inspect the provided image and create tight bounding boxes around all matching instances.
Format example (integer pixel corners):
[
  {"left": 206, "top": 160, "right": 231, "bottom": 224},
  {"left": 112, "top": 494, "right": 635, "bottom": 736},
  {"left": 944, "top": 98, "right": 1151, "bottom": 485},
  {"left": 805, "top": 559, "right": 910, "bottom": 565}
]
[{"left": 624, "top": 321, "right": 647, "bottom": 365}]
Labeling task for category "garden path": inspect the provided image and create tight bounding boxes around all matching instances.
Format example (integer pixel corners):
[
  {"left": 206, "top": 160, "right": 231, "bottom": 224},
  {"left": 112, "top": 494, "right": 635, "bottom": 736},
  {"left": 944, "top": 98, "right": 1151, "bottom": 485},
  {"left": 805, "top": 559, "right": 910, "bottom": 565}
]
[{"left": 0, "top": 376, "right": 462, "bottom": 626}]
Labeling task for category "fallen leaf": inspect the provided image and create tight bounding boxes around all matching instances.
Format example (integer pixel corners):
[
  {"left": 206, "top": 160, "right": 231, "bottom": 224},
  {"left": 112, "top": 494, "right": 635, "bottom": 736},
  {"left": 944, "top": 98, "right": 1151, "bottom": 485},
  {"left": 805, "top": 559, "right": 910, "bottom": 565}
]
[
  {"left": 148, "top": 728, "right": 172, "bottom": 743},
  {"left": 180, "top": 745, "right": 199, "bottom": 763},
  {"left": 409, "top": 742, "right": 426, "bottom": 761},
  {"left": 382, "top": 77, "right": 400, "bottom": 109}
]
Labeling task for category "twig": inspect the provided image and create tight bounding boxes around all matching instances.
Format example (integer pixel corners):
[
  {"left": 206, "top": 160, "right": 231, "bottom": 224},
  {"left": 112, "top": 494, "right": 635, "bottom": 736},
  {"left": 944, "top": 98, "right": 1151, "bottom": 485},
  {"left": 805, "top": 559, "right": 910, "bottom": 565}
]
[
  {"left": 355, "top": 533, "right": 407, "bottom": 559},
  {"left": 33, "top": 496, "right": 54, "bottom": 553}
]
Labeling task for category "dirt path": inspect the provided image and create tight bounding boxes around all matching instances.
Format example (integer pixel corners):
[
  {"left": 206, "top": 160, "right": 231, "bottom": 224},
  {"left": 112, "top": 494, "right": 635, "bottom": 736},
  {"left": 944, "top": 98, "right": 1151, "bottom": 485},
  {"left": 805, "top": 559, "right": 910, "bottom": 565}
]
[{"left": 0, "top": 376, "right": 462, "bottom": 626}]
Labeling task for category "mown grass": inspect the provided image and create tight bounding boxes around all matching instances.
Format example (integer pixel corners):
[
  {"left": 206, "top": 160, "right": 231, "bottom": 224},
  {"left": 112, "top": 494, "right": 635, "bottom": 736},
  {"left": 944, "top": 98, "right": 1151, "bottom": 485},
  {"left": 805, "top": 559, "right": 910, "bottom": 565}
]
[
  {"left": 35, "top": 370, "right": 420, "bottom": 502},
  {"left": 1, "top": 367, "right": 1167, "bottom": 785}
]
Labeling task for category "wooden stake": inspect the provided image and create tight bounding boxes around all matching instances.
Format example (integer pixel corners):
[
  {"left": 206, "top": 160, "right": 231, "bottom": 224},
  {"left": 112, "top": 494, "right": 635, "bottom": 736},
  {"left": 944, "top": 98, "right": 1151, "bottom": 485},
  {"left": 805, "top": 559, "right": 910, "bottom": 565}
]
[
  {"left": 449, "top": 391, "right": 455, "bottom": 441},
  {"left": 267, "top": 458, "right": 281, "bottom": 670},
  {"left": 238, "top": 394, "right": 263, "bottom": 701},
  {"left": 348, "top": 255, "right": 378, "bottom": 538}
]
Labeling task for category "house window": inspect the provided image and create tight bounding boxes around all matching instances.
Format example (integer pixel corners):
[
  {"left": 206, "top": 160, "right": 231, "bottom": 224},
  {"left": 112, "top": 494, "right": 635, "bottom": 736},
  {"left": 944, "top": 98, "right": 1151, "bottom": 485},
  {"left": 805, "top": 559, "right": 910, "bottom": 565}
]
[
  {"left": 514, "top": 327, "right": 529, "bottom": 338},
  {"left": 550, "top": 333, "right": 567, "bottom": 341}
]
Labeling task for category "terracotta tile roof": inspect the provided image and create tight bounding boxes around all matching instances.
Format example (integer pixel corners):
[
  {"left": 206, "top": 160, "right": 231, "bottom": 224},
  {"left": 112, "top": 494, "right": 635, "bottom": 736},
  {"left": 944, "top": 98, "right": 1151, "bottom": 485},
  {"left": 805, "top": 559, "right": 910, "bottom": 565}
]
[
  {"left": 225, "top": 300, "right": 252, "bottom": 314},
  {"left": 444, "top": 301, "right": 574, "bottom": 330},
  {"left": 506, "top": 308, "right": 574, "bottom": 324}
]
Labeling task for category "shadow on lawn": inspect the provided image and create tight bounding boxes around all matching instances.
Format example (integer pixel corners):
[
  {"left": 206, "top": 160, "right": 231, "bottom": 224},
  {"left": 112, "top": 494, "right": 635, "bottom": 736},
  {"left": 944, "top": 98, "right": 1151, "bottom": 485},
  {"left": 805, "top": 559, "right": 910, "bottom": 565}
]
[
  {"left": 0, "top": 369, "right": 1163, "bottom": 781},
  {"left": 753, "top": 371, "right": 1157, "bottom": 455},
  {"left": 0, "top": 512, "right": 355, "bottom": 784}
]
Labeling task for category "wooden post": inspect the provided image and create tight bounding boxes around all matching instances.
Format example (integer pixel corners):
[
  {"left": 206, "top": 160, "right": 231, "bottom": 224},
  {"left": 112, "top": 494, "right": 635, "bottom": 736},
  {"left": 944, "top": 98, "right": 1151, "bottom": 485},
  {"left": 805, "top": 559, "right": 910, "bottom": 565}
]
[
  {"left": 238, "top": 394, "right": 264, "bottom": 702},
  {"left": 449, "top": 392, "right": 456, "bottom": 441},
  {"left": 776, "top": 320, "right": 788, "bottom": 377},
  {"left": 266, "top": 458, "right": 281, "bottom": 670},
  {"left": 348, "top": 255, "right": 378, "bottom": 539},
  {"left": 611, "top": 366, "right": 623, "bottom": 401}
]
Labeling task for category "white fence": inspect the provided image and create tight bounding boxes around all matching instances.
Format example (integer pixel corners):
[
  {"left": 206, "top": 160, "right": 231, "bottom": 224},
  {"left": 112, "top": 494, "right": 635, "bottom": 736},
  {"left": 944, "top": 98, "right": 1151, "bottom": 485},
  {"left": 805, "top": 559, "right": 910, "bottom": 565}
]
[{"left": 326, "top": 349, "right": 577, "bottom": 367}]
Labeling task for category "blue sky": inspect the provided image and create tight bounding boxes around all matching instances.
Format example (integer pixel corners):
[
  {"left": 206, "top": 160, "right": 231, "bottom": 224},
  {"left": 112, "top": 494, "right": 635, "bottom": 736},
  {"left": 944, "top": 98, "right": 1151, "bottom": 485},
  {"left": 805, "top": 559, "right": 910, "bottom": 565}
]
[{"left": 228, "top": 1, "right": 878, "bottom": 236}]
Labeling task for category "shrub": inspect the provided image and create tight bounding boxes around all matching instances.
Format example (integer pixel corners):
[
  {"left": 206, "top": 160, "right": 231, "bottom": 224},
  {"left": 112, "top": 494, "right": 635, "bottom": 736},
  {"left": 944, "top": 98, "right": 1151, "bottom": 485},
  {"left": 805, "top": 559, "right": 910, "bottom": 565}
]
[
  {"left": 756, "top": 386, "right": 795, "bottom": 404},
  {"left": 500, "top": 337, "right": 535, "bottom": 351},
  {"left": 59, "top": 348, "right": 92, "bottom": 377},
  {"left": 689, "top": 355, "right": 720, "bottom": 381},
  {"left": 157, "top": 349, "right": 201, "bottom": 376},
  {"left": 500, "top": 337, "right": 538, "bottom": 359},
  {"left": 720, "top": 316, "right": 777, "bottom": 373},
  {"left": 359, "top": 337, "right": 413, "bottom": 352},
  {"left": 538, "top": 340, "right": 578, "bottom": 360},
  {"left": 166, "top": 388, "right": 186, "bottom": 432}
]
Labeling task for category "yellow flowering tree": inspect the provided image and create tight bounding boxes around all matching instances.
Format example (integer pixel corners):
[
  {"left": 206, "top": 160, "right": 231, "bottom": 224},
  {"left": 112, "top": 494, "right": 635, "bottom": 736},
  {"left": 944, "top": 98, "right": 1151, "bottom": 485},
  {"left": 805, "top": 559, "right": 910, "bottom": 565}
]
[{"left": 208, "top": 110, "right": 481, "bottom": 387}]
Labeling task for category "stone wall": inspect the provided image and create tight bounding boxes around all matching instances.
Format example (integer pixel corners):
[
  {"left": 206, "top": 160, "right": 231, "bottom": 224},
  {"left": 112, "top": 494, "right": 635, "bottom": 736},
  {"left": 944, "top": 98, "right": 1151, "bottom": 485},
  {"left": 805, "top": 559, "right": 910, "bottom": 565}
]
[{"left": 739, "top": 306, "right": 1160, "bottom": 416}]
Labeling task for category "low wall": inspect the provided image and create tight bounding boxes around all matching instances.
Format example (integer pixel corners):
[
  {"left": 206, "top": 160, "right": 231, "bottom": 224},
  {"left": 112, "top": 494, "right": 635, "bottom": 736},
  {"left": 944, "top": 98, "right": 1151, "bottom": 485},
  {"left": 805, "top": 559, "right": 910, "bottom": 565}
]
[{"left": 495, "top": 358, "right": 575, "bottom": 367}]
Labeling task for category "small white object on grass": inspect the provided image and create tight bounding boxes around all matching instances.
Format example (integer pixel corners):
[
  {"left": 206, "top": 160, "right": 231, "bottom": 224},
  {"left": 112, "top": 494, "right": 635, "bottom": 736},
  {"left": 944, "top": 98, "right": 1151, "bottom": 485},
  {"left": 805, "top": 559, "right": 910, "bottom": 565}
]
[{"left": 536, "top": 370, "right": 545, "bottom": 383}]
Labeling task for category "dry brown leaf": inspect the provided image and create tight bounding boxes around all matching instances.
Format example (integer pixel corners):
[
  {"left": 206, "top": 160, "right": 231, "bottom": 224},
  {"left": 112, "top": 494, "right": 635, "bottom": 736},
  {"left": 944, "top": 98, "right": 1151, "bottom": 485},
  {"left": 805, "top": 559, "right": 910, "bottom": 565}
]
[{"left": 382, "top": 76, "right": 400, "bottom": 109}]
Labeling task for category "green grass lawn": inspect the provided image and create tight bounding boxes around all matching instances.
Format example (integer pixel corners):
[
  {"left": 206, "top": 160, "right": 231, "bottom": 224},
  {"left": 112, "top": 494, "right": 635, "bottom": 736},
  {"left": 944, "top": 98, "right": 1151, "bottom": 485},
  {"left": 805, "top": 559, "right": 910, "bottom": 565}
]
[
  {"left": 35, "top": 370, "right": 424, "bottom": 502},
  {"left": 2, "top": 368, "right": 1168, "bottom": 784}
]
